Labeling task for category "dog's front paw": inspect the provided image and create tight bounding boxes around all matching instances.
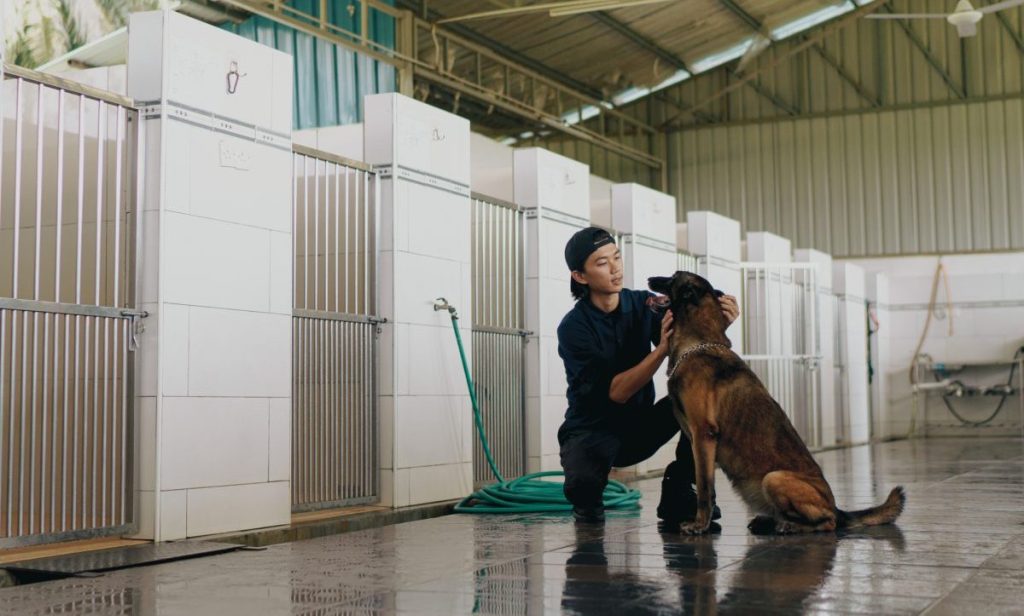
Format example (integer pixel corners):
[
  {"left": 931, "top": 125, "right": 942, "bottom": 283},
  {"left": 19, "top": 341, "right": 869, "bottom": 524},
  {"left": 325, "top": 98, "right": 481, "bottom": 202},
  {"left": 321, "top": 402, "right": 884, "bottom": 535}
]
[{"left": 678, "top": 520, "right": 711, "bottom": 535}]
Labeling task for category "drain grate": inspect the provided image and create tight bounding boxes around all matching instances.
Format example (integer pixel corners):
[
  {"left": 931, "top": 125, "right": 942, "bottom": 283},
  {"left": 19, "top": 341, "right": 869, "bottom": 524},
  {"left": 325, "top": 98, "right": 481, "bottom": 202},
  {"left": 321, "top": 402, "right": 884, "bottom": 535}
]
[{"left": 2, "top": 541, "right": 245, "bottom": 583}]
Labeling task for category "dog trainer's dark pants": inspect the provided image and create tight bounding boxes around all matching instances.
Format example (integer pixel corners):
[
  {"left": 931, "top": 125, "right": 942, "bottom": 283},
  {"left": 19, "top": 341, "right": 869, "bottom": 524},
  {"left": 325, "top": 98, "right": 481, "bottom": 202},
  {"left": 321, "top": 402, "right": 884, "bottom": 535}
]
[{"left": 559, "top": 396, "right": 696, "bottom": 510}]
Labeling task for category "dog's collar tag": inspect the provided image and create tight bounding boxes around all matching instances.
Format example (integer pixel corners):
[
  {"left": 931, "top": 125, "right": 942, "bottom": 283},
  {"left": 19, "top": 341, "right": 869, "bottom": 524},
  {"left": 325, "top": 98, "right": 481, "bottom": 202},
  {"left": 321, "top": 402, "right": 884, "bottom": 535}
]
[{"left": 667, "top": 342, "right": 729, "bottom": 379}]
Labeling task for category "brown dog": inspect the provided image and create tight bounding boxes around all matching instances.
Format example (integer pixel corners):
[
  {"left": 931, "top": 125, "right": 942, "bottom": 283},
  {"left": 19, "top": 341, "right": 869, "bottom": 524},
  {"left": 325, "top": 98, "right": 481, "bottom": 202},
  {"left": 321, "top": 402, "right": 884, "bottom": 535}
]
[{"left": 648, "top": 271, "right": 905, "bottom": 535}]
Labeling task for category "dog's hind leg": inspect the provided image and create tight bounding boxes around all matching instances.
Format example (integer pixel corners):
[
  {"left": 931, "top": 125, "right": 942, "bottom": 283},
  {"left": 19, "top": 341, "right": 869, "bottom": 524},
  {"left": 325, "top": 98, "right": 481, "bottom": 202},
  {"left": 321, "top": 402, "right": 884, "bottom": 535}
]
[{"left": 761, "top": 471, "right": 837, "bottom": 534}]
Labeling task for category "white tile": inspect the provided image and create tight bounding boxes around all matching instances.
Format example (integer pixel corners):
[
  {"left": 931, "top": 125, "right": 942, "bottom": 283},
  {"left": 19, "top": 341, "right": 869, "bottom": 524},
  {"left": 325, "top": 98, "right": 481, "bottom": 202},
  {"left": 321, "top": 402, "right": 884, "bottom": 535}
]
[
  {"left": 513, "top": 148, "right": 589, "bottom": 219},
  {"left": 1002, "top": 273, "right": 1024, "bottom": 300},
  {"left": 269, "top": 231, "right": 292, "bottom": 315},
  {"left": 408, "top": 463, "right": 471, "bottom": 505},
  {"left": 379, "top": 395, "right": 394, "bottom": 470},
  {"left": 393, "top": 253, "right": 463, "bottom": 327},
  {"left": 746, "top": 231, "right": 792, "bottom": 263},
  {"left": 164, "top": 12, "right": 275, "bottom": 126},
  {"left": 137, "top": 303, "right": 159, "bottom": 397},
  {"left": 687, "top": 211, "right": 741, "bottom": 262},
  {"left": 130, "top": 490, "right": 156, "bottom": 540},
  {"left": 378, "top": 250, "right": 395, "bottom": 318},
  {"left": 546, "top": 341, "right": 568, "bottom": 397},
  {"left": 268, "top": 398, "right": 290, "bottom": 482},
  {"left": 394, "top": 395, "right": 471, "bottom": 469},
  {"left": 139, "top": 211, "right": 160, "bottom": 305},
  {"left": 543, "top": 220, "right": 582, "bottom": 280},
  {"left": 164, "top": 123, "right": 191, "bottom": 214},
  {"left": 136, "top": 397, "right": 157, "bottom": 492},
  {"left": 970, "top": 307, "right": 1024, "bottom": 337},
  {"left": 611, "top": 183, "right": 676, "bottom": 244},
  {"left": 378, "top": 468, "right": 410, "bottom": 508},
  {"left": 271, "top": 52, "right": 293, "bottom": 135},
  {"left": 159, "top": 489, "right": 187, "bottom": 541},
  {"left": 188, "top": 307, "right": 291, "bottom": 397},
  {"left": 946, "top": 273, "right": 1004, "bottom": 303},
  {"left": 161, "top": 304, "right": 189, "bottom": 397},
  {"left": 138, "top": 122, "right": 163, "bottom": 216},
  {"left": 541, "top": 395, "right": 567, "bottom": 457},
  {"left": 395, "top": 468, "right": 411, "bottom": 508},
  {"left": 405, "top": 323, "right": 473, "bottom": 397},
  {"left": 393, "top": 95, "right": 471, "bottom": 184},
  {"left": 163, "top": 213, "right": 270, "bottom": 312},
  {"left": 161, "top": 397, "right": 270, "bottom": 490},
  {"left": 378, "top": 322, "right": 396, "bottom": 396},
  {"left": 185, "top": 481, "right": 290, "bottom": 537},
  {"left": 126, "top": 11, "right": 165, "bottom": 102},
  {"left": 539, "top": 276, "right": 573, "bottom": 338},
  {"left": 403, "top": 185, "right": 471, "bottom": 263},
  {"left": 188, "top": 129, "right": 291, "bottom": 232}
]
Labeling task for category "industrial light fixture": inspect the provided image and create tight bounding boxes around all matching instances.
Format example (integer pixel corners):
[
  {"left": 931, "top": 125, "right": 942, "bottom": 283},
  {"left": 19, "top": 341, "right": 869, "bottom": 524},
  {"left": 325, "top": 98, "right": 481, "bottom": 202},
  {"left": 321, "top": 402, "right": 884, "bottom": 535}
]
[{"left": 867, "top": 0, "right": 1024, "bottom": 39}]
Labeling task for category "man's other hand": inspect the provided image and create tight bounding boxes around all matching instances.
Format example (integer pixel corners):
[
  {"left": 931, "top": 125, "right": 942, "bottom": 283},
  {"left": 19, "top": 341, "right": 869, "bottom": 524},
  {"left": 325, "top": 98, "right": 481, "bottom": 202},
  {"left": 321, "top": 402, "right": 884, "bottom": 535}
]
[{"left": 719, "top": 295, "right": 739, "bottom": 324}]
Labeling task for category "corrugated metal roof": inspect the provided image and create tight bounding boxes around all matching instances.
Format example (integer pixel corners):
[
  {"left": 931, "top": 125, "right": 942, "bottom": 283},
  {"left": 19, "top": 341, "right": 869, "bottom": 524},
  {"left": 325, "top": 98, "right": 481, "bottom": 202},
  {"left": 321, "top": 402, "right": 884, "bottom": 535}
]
[{"left": 426, "top": 0, "right": 875, "bottom": 100}]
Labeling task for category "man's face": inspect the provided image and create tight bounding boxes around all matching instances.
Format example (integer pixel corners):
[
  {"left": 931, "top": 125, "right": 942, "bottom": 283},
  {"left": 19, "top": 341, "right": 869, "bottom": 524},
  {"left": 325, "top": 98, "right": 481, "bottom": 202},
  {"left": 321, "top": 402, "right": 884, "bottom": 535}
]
[{"left": 572, "top": 242, "right": 623, "bottom": 295}]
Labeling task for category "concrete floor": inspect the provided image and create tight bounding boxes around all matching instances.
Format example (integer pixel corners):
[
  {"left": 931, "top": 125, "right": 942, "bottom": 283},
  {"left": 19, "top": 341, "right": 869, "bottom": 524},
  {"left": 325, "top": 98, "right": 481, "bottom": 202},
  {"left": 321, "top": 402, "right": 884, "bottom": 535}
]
[{"left": 1, "top": 437, "right": 1022, "bottom": 615}]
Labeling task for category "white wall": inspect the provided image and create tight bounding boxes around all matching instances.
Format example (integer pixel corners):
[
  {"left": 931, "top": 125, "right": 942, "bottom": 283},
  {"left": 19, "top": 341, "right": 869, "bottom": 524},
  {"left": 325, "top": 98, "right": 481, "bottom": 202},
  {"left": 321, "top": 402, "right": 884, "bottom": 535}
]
[
  {"left": 470, "top": 132, "right": 514, "bottom": 202},
  {"left": 127, "top": 10, "right": 293, "bottom": 540},
  {"left": 293, "top": 124, "right": 364, "bottom": 162},
  {"left": 516, "top": 147, "right": 590, "bottom": 472},
  {"left": 365, "top": 93, "right": 475, "bottom": 507},
  {"left": 589, "top": 175, "right": 613, "bottom": 230},
  {"left": 854, "top": 252, "right": 1024, "bottom": 438}
]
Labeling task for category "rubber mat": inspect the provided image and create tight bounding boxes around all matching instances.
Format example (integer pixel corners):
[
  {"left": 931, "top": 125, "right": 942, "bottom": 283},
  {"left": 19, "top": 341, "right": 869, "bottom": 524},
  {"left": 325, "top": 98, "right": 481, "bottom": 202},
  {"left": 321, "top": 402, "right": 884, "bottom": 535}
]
[{"left": 2, "top": 541, "right": 244, "bottom": 581}]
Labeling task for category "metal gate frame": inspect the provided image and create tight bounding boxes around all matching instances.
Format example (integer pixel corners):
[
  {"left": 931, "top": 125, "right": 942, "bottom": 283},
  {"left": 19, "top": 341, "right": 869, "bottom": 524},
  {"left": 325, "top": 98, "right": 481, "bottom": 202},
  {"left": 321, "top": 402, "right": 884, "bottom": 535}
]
[
  {"left": 290, "top": 145, "right": 384, "bottom": 512},
  {"left": 739, "top": 261, "right": 823, "bottom": 449},
  {"left": 0, "top": 64, "right": 145, "bottom": 547},
  {"left": 470, "top": 192, "right": 529, "bottom": 487}
]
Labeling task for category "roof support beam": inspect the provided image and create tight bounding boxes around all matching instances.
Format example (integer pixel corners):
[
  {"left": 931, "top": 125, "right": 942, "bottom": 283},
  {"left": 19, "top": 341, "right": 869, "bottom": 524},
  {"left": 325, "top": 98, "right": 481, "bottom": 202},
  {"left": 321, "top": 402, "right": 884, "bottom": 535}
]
[
  {"left": 660, "top": 0, "right": 886, "bottom": 129},
  {"left": 809, "top": 42, "right": 882, "bottom": 108},
  {"left": 882, "top": 3, "right": 965, "bottom": 99},
  {"left": 591, "top": 9, "right": 798, "bottom": 117},
  {"left": 394, "top": 0, "right": 606, "bottom": 100},
  {"left": 995, "top": 11, "right": 1024, "bottom": 58},
  {"left": 588, "top": 12, "right": 687, "bottom": 72},
  {"left": 720, "top": 0, "right": 879, "bottom": 109}
]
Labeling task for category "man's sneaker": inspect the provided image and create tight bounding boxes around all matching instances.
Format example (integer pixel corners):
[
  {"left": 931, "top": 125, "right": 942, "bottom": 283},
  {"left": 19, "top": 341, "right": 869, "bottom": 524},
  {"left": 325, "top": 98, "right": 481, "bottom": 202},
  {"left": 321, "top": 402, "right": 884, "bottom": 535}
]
[{"left": 572, "top": 506, "right": 605, "bottom": 523}]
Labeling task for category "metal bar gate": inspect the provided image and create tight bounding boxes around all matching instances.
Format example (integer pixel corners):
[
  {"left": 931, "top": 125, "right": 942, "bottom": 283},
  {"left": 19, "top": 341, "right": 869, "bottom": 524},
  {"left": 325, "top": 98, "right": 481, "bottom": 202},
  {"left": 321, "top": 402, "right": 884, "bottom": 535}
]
[
  {"left": 0, "top": 65, "right": 142, "bottom": 546},
  {"left": 740, "top": 262, "right": 823, "bottom": 449},
  {"left": 470, "top": 193, "right": 528, "bottom": 486},
  {"left": 291, "top": 145, "right": 382, "bottom": 511}
]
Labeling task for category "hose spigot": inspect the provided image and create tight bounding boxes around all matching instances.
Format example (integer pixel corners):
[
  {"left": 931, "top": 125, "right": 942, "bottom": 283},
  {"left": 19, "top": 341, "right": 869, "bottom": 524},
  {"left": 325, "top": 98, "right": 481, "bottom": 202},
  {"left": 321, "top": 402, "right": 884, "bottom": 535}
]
[{"left": 434, "top": 297, "right": 458, "bottom": 319}]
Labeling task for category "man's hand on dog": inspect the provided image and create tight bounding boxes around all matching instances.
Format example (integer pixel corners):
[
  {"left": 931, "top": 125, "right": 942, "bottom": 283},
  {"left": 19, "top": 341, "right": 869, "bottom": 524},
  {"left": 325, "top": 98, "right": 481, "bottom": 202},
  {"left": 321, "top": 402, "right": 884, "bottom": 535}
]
[
  {"left": 719, "top": 294, "right": 739, "bottom": 324},
  {"left": 657, "top": 295, "right": 739, "bottom": 359},
  {"left": 656, "top": 310, "right": 674, "bottom": 358}
]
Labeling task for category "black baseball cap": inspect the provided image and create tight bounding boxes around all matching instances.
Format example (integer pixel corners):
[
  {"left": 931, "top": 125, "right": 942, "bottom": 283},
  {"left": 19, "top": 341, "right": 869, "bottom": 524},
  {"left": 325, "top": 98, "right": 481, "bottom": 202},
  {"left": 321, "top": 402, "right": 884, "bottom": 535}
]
[{"left": 564, "top": 226, "right": 616, "bottom": 272}]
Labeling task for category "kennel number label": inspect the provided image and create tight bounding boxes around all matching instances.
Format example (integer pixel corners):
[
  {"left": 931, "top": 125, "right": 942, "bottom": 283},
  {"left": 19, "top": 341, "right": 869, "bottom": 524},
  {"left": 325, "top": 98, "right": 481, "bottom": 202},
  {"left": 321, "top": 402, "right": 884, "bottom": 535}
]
[{"left": 219, "top": 140, "right": 252, "bottom": 171}]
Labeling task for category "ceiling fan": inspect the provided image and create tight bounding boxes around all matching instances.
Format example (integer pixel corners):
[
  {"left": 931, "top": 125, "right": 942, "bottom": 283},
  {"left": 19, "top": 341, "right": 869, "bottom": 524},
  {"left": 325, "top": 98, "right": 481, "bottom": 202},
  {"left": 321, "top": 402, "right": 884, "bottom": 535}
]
[{"left": 866, "top": 0, "right": 1024, "bottom": 38}]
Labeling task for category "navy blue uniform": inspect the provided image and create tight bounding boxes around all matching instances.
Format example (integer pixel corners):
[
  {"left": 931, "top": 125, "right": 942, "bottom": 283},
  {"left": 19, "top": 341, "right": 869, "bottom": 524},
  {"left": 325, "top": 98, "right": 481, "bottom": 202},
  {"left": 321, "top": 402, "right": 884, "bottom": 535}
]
[{"left": 557, "top": 288, "right": 696, "bottom": 510}]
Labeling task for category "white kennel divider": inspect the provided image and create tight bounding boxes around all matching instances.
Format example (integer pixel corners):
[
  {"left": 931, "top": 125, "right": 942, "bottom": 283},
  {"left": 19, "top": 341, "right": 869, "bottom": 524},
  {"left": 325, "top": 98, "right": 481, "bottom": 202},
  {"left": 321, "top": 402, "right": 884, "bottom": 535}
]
[
  {"left": 0, "top": 64, "right": 144, "bottom": 545},
  {"left": 291, "top": 144, "right": 383, "bottom": 511},
  {"left": 470, "top": 192, "right": 529, "bottom": 486},
  {"left": 739, "top": 261, "right": 823, "bottom": 448}
]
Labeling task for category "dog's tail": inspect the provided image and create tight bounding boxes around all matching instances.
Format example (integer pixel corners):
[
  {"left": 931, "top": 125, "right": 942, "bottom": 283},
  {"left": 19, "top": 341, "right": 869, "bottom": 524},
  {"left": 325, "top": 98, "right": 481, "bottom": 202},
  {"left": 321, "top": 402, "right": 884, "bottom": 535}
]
[{"left": 836, "top": 487, "right": 906, "bottom": 528}]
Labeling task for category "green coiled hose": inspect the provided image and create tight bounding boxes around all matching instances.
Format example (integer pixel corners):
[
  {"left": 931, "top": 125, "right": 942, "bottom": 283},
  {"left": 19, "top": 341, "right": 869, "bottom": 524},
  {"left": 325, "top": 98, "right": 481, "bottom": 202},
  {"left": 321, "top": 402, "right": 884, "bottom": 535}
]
[{"left": 437, "top": 304, "right": 641, "bottom": 514}]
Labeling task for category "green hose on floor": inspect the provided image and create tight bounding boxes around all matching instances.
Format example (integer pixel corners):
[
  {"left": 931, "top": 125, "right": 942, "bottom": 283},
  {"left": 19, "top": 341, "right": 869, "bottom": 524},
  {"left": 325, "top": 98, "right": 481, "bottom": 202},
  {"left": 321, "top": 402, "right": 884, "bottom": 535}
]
[{"left": 434, "top": 299, "right": 641, "bottom": 514}]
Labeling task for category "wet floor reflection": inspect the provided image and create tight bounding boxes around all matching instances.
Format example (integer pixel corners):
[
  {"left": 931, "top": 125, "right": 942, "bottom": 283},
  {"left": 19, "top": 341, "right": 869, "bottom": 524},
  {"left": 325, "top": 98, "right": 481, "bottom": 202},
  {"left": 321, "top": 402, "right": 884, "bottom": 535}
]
[
  {"left": 557, "top": 520, "right": 908, "bottom": 615},
  {"left": 0, "top": 438, "right": 1018, "bottom": 615}
]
